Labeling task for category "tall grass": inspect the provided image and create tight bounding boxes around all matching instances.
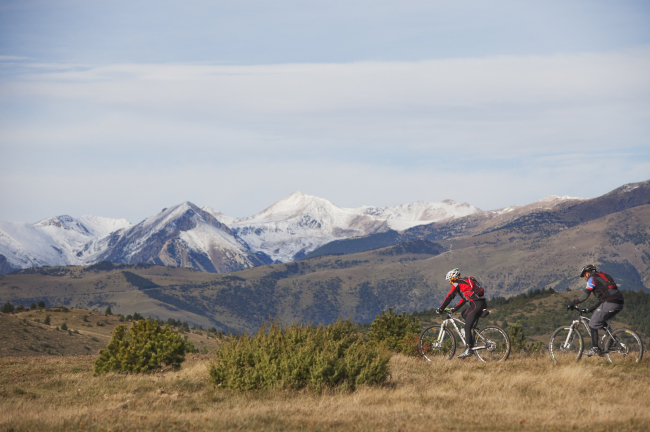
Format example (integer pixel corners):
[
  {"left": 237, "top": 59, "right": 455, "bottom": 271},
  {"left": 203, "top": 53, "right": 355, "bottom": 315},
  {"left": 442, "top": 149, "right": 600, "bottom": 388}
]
[{"left": 1, "top": 354, "right": 649, "bottom": 431}]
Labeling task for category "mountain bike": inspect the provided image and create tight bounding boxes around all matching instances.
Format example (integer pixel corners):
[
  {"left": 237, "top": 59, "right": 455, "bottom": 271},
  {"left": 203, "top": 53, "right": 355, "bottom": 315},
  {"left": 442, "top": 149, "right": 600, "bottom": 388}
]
[
  {"left": 548, "top": 307, "right": 643, "bottom": 364},
  {"left": 418, "top": 308, "right": 510, "bottom": 362}
]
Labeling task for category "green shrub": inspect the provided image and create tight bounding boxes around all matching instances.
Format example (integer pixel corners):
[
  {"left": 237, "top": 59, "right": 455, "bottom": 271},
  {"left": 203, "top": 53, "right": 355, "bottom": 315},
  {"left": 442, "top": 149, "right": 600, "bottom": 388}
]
[
  {"left": 507, "top": 322, "right": 544, "bottom": 354},
  {"left": 105, "top": 306, "right": 113, "bottom": 316},
  {"left": 1, "top": 302, "right": 15, "bottom": 314},
  {"left": 44, "top": 315, "right": 51, "bottom": 325},
  {"left": 367, "top": 308, "right": 420, "bottom": 355},
  {"left": 184, "top": 336, "right": 198, "bottom": 353},
  {"left": 38, "top": 301, "right": 45, "bottom": 309},
  {"left": 60, "top": 322, "right": 68, "bottom": 331},
  {"left": 93, "top": 318, "right": 186, "bottom": 375},
  {"left": 208, "top": 319, "right": 390, "bottom": 392}
]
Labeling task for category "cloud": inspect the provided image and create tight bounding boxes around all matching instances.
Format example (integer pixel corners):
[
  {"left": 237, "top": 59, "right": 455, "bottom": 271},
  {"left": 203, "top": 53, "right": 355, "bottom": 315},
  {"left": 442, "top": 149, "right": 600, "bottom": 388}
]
[
  {"left": 1, "top": 49, "right": 649, "bottom": 222},
  {"left": 2, "top": 49, "right": 649, "bottom": 154}
]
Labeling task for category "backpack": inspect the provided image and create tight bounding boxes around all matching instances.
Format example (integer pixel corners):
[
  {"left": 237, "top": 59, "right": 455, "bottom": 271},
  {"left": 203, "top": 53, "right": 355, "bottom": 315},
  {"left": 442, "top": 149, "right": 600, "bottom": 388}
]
[
  {"left": 594, "top": 272, "right": 618, "bottom": 290},
  {"left": 459, "top": 276, "right": 485, "bottom": 300}
]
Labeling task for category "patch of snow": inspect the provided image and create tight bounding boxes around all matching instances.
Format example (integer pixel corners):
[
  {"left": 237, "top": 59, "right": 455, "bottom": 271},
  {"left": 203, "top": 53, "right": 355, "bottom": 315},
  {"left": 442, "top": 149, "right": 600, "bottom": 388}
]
[{"left": 200, "top": 206, "right": 238, "bottom": 226}]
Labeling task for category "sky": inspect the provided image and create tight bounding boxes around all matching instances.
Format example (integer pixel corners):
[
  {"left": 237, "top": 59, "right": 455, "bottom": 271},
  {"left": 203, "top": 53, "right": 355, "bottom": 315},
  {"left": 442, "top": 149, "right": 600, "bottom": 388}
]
[{"left": 1, "top": 0, "right": 649, "bottom": 224}]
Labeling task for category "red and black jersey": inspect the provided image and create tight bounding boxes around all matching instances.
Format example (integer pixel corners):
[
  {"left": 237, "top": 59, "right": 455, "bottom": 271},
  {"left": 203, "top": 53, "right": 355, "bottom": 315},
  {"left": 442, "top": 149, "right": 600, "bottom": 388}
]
[{"left": 439, "top": 276, "right": 485, "bottom": 310}]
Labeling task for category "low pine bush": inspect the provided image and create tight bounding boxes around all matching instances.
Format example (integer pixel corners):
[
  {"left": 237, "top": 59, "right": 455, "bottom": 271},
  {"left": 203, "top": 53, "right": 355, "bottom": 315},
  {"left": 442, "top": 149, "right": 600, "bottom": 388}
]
[
  {"left": 367, "top": 308, "right": 420, "bottom": 356},
  {"left": 93, "top": 318, "right": 186, "bottom": 375},
  {"left": 208, "top": 319, "right": 390, "bottom": 392},
  {"left": 507, "top": 322, "right": 544, "bottom": 354}
]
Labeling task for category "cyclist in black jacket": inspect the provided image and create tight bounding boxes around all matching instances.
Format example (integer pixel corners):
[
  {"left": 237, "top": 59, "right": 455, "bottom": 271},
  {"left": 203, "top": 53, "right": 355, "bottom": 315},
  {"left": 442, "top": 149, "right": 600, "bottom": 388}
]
[
  {"left": 436, "top": 268, "right": 487, "bottom": 359},
  {"left": 567, "top": 264, "right": 624, "bottom": 356}
]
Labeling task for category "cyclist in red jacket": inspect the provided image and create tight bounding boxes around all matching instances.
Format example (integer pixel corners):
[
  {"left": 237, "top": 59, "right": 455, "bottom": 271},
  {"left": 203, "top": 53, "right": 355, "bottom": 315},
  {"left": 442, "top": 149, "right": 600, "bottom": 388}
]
[
  {"left": 436, "top": 268, "right": 487, "bottom": 359},
  {"left": 567, "top": 264, "right": 624, "bottom": 357}
]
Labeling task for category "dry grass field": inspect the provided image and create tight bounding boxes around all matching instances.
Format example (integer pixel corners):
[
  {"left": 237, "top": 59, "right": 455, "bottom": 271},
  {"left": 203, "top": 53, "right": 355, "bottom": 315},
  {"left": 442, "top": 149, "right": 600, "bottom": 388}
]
[{"left": 1, "top": 353, "right": 649, "bottom": 432}]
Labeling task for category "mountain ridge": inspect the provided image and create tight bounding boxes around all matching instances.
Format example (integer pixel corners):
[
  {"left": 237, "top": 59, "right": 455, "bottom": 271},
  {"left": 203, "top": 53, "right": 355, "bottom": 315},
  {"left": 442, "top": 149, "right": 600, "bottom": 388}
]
[
  {"left": 1, "top": 181, "right": 647, "bottom": 276},
  {"left": 0, "top": 193, "right": 485, "bottom": 274}
]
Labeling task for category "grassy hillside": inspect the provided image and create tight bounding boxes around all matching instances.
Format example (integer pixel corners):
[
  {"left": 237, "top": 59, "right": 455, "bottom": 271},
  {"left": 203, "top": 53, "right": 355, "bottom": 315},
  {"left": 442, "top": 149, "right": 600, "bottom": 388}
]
[
  {"left": 1, "top": 354, "right": 649, "bottom": 431},
  {"left": 0, "top": 307, "right": 217, "bottom": 358}
]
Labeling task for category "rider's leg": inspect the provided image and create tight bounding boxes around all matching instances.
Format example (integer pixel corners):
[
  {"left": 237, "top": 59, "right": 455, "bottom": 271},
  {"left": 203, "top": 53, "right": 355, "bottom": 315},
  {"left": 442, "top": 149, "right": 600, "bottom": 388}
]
[
  {"left": 458, "top": 299, "right": 486, "bottom": 358},
  {"left": 588, "top": 302, "right": 623, "bottom": 354},
  {"left": 591, "top": 328, "right": 599, "bottom": 349}
]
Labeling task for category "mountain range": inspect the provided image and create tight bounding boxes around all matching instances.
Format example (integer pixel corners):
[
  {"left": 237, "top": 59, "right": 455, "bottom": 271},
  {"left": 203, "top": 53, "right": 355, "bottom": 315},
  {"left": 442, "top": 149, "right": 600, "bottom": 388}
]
[
  {"left": 0, "top": 179, "right": 648, "bottom": 330},
  {"left": 0, "top": 192, "right": 481, "bottom": 275}
]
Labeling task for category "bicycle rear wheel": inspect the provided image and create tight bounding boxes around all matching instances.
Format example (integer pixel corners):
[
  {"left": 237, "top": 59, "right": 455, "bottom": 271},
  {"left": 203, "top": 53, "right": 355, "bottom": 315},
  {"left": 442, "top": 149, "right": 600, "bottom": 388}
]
[
  {"left": 549, "top": 327, "right": 583, "bottom": 363},
  {"left": 418, "top": 325, "right": 456, "bottom": 361},
  {"left": 604, "top": 329, "right": 643, "bottom": 363},
  {"left": 474, "top": 326, "right": 510, "bottom": 362}
]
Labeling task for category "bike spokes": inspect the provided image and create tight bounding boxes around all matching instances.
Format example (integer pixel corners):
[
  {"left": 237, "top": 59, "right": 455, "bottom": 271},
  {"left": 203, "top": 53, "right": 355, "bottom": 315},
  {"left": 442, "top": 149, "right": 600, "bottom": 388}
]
[
  {"left": 419, "top": 325, "right": 456, "bottom": 361},
  {"left": 605, "top": 329, "right": 643, "bottom": 364},
  {"left": 474, "top": 326, "right": 510, "bottom": 362},
  {"left": 549, "top": 327, "right": 583, "bottom": 363}
]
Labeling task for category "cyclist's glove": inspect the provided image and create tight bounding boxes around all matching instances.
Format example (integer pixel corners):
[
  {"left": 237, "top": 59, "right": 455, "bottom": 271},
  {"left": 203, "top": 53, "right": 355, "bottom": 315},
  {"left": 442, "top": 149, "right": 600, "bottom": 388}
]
[
  {"left": 566, "top": 304, "right": 576, "bottom": 311},
  {"left": 436, "top": 308, "right": 443, "bottom": 315},
  {"left": 449, "top": 307, "right": 457, "bottom": 314}
]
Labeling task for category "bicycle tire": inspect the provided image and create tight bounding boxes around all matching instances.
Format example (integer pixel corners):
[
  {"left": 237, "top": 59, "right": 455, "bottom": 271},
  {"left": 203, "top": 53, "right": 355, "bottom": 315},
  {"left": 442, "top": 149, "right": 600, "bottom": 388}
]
[
  {"left": 418, "top": 325, "right": 456, "bottom": 361},
  {"left": 549, "top": 326, "right": 583, "bottom": 363},
  {"left": 604, "top": 328, "right": 644, "bottom": 364},
  {"left": 474, "top": 325, "right": 510, "bottom": 362}
]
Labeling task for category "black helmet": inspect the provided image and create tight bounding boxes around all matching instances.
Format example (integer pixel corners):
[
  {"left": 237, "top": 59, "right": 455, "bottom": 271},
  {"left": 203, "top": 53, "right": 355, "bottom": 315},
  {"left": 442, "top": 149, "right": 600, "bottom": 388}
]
[{"left": 580, "top": 264, "right": 597, "bottom": 278}]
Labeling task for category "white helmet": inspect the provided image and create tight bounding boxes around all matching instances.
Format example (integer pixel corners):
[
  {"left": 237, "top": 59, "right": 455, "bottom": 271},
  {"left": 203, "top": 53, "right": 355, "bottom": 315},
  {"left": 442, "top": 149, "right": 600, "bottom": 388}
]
[{"left": 445, "top": 268, "right": 461, "bottom": 281}]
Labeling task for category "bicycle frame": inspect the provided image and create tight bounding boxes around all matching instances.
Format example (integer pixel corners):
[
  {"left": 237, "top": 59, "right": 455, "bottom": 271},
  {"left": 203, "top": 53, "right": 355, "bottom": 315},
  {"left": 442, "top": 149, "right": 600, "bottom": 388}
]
[
  {"left": 438, "top": 313, "right": 485, "bottom": 351},
  {"left": 562, "top": 313, "right": 615, "bottom": 352}
]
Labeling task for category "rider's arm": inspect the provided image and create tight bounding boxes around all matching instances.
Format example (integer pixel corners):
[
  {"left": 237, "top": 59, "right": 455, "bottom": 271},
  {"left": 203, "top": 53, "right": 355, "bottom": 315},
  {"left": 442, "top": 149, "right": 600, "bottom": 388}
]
[
  {"left": 569, "top": 289, "right": 591, "bottom": 306},
  {"left": 439, "top": 284, "right": 459, "bottom": 310},
  {"left": 570, "top": 277, "right": 596, "bottom": 306},
  {"left": 453, "top": 297, "right": 466, "bottom": 310}
]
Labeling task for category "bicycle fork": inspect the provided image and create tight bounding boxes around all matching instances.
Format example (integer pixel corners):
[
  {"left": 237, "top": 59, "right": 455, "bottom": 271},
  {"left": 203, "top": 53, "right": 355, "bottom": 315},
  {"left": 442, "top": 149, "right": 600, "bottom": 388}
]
[{"left": 562, "top": 323, "right": 579, "bottom": 349}]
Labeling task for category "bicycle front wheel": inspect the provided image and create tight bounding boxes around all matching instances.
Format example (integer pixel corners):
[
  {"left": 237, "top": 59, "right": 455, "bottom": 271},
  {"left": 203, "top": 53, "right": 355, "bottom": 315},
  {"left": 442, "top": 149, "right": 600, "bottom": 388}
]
[
  {"left": 419, "top": 325, "right": 456, "bottom": 361},
  {"left": 604, "top": 329, "right": 643, "bottom": 364},
  {"left": 549, "top": 327, "right": 583, "bottom": 363},
  {"left": 474, "top": 326, "right": 510, "bottom": 362}
]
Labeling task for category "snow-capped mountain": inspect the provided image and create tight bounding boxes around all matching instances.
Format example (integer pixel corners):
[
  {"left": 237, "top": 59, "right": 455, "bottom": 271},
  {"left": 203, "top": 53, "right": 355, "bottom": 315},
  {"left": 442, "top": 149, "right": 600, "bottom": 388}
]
[
  {"left": 202, "top": 192, "right": 481, "bottom": 262},
  {"left": 225, "top": 192, "right": 390, "bottom": 262},
  {"left": 0, "top": 215, "right": 131, "bottom": 273},
  {"left": 357, "top": 199, "right": 480, "bottom": 231},
  {"left": 0, "top": 192, "right": 486, "bottom": 273},
  {"left": 96, "top": 202, "right": 272, "bottom": 273}
]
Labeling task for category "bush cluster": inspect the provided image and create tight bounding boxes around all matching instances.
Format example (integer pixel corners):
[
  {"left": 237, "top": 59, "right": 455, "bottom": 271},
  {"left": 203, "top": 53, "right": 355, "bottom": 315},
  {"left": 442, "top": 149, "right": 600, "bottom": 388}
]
[
  {"left": 94, "top": 318, "right": 186, "bottom": 375},
  {"left": 507, "top": 322, "right": 543, "bottom": 354},
  {"left": 208, "top": 319, "right": 390, "bottom": 392},
  {"left": 367, "top": 308, "right": 420, "bottom": 356}
]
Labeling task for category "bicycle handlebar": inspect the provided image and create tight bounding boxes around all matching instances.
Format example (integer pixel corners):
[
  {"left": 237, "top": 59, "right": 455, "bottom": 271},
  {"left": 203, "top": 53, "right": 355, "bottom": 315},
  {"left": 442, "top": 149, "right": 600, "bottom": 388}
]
[{"left": 566, "top": 305, "right": 589, "bottom": 314}]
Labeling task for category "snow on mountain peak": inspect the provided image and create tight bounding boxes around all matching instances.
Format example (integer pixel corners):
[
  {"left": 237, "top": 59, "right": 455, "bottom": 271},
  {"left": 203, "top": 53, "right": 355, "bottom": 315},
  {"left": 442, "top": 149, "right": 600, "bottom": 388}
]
[
  {"left": 538, "top": 195, "right": 583, "bottom": 202},
  {"left": 243, "top": 191, "right": 337, "bottom": 223}
]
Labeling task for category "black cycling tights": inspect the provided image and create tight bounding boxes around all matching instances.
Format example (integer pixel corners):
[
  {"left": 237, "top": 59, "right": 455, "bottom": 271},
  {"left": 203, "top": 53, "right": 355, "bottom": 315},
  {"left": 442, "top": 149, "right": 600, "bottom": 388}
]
[{"left": 461, "top": 299, "right": 487, "bottom": 348}]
